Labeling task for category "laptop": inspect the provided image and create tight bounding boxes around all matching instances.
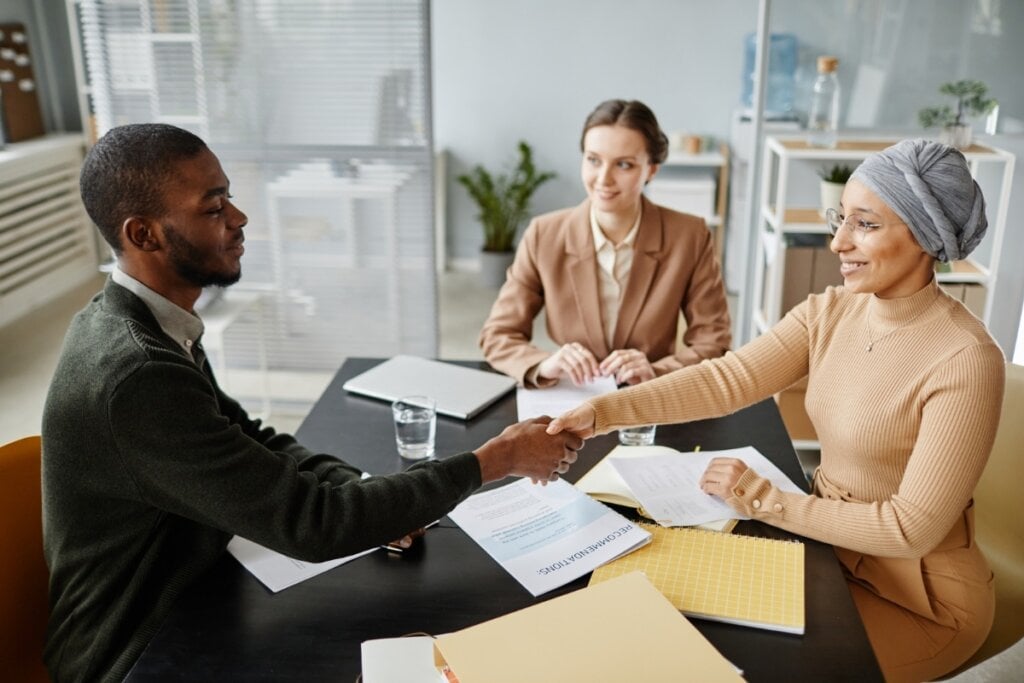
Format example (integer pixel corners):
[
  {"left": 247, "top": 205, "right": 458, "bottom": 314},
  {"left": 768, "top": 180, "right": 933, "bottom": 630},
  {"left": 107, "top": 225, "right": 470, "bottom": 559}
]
[{"left": 343, "top": 355, "right": 517, "bottom": 420}]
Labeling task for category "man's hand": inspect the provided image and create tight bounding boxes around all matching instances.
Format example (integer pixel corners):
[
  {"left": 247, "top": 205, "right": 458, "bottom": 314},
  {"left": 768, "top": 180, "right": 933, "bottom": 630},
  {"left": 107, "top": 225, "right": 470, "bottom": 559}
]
[
  {"left": 537, "top": 342, "right": 602, "bottom": 385},
  {"left": 385, "top": 526, "right": 426, "bottom": 551},
  {"left": 546, "top": 402, "right": 597, "bottom": 439},
  {"left": 599, "top": 349, "right": 656, "bottom": 385},
  {"left": 475, "top": 416, "right": 584, "bottom": 484}
]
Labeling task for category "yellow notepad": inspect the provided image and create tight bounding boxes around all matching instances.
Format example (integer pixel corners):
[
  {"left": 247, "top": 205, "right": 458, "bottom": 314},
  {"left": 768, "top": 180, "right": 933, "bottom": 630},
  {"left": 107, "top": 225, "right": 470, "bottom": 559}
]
[{"left": 590, "top": 523, "right": 805, "bottom": 634}]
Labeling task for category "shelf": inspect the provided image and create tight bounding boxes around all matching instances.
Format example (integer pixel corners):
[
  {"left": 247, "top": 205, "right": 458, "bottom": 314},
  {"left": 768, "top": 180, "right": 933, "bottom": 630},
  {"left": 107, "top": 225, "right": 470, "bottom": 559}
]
[
  {"left": 663, "top": 150, "right": 726, "bottom": 167},
  {"left": 936, "top": 259, "right": 988, "bottom": 284},
  {"left": 650, "top": 143, "right": 730, "bottom": 267},
  {"left": 762, "top": 206, "right": 831, "bottom": 234},
  {"left": 766, "top": 136, "right": 1012, "bottom": 162}
]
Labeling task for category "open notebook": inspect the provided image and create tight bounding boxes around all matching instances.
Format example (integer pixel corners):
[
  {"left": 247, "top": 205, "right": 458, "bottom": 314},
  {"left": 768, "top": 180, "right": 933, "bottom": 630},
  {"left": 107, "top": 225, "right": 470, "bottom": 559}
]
[
  {"left": 342, "top": 355, "right": 516, "bottom": 419},
  {"left": 575, "top": 445, "right": 738, "bottom": 533}
]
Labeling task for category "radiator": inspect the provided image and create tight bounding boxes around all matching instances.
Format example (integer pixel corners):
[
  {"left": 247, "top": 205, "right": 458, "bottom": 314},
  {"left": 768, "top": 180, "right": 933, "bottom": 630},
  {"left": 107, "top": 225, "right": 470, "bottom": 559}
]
[{"left": 0, "top": 134, "right": 99, "bottom": 328}]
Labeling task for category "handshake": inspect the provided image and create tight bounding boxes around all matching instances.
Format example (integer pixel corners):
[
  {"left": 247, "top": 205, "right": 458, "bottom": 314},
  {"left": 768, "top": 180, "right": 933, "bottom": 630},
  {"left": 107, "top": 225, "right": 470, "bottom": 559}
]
[{"left": 473, "top": 404, "right": 598, "bottom": 485}]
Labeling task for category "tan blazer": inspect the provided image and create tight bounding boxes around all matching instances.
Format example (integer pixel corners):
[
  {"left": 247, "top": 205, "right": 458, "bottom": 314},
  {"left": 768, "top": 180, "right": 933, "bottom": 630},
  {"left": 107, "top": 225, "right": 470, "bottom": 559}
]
[{"left": 480, "top": 197, "right": 732, "bottom": 385}]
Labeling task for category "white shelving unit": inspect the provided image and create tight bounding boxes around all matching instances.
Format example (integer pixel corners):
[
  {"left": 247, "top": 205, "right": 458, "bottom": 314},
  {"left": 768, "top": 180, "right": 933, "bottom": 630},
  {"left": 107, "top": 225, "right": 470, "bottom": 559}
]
[
  {"left": 648, "top": 144, "right": 730, "bottom": 264},
  {"left": 753, "top": 136, "right": 1015, "bottom": 448},
  {"left": 753, "top": 136, "right": 1015, "bottom": 336}
]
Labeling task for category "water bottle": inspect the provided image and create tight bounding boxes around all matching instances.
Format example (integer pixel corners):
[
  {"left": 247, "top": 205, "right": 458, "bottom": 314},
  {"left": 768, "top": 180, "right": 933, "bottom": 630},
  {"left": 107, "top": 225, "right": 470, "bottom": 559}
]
[
  {"left": 741, "top": 33, "right": 798, "bottom": 117},
  {"left": 807, "top": 56, "right": 840, "bottom": 148}
]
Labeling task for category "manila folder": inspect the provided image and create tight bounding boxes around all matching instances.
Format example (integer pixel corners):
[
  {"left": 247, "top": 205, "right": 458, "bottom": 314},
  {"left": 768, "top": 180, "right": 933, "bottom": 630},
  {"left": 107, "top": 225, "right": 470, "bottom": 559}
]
[{"left": 433, "top": 571, "right": 742, "bottom": 683}]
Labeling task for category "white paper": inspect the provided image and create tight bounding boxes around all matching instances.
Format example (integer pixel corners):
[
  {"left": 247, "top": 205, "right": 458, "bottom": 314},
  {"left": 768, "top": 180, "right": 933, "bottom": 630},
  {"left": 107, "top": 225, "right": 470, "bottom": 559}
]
[
  {"left": 609, "top": 446, "right": 805, "bottom": 527},
  {"left": 227, "top": 536, "right": 376, "bottom": 593},
  {"left": 447, "top": 478, "right": 651, "bottom": 596},
  {"left": 516, "top": 376, "right": 617, "bottom": 421},
  {"left": 361, "top": 636, "right": 447, "bottom": 683},
  {"left": 574, "top": 445, "right": 735, "bottom": 532}
]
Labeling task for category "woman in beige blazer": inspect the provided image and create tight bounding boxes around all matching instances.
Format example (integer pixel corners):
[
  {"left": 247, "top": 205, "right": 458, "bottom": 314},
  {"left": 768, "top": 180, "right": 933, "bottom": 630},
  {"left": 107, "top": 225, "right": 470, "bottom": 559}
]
[{"left": 479, "top": 100, "right": 731, "bottom": 387}]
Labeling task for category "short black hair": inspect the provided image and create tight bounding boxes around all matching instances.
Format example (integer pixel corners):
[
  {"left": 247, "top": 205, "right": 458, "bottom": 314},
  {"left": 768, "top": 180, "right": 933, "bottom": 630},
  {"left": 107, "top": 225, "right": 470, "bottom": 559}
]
[{"left": 80, "top": 123, "right": 208, "bottom": 253}]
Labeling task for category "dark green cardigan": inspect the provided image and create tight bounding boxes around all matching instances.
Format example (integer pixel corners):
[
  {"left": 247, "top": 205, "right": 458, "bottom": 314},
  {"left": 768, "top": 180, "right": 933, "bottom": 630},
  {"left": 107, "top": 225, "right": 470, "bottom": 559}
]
[{"left": 41, "top": 279, "right": 482, "bottom": 681}]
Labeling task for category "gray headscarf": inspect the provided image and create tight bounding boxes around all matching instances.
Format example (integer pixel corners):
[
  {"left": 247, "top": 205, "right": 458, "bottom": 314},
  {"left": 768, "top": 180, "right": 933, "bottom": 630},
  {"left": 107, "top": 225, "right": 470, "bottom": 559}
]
[{"left": 850, "top": 138, "right": 987, "bottom": 262}]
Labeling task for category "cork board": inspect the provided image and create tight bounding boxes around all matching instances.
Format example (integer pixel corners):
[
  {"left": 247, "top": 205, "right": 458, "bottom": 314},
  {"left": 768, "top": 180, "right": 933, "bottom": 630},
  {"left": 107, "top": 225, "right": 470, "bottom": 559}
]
[{"left": 0, "top": 22, "right": 45, "bottom": 142}]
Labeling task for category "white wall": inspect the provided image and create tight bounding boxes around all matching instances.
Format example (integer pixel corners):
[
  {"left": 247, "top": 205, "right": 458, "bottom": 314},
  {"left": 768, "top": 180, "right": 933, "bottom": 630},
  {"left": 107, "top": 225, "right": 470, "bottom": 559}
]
[{"left": 432, "top": 0, "right": 756, "bottom": 264}]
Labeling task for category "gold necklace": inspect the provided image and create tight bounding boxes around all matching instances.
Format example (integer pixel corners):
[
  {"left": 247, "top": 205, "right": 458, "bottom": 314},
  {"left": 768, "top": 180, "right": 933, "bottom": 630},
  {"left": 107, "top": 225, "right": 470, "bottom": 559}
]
[{"left": 865, "top": 305, "right": 931, "bottom": 352}]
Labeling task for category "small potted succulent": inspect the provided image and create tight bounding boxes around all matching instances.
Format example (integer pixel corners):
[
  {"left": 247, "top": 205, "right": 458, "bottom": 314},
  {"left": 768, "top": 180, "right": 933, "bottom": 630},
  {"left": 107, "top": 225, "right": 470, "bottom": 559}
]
[
  {"left": 817, "top": 163, "right": 854, "bottom": 218},
  {"left": 918, "top": 80, "right": 997, "bottom": 150}
]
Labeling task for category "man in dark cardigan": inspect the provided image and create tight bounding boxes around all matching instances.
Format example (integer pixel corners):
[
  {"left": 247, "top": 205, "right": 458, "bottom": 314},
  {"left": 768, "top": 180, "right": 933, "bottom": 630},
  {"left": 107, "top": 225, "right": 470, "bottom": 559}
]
[{"left": 41, "top": 123, "right": 582, "bottom": 682}]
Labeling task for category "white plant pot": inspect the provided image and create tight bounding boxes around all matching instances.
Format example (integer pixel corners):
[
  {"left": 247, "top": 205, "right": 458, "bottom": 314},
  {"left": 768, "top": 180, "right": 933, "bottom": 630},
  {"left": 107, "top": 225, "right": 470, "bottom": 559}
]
[
  {"left": 479, "top": 250, "right": 514, "bottom": 288},
  {"left": 819, "top": 180, "right": 845, "bottom": 218},
  {"left": 939, "top": 124, "right": 972, "bottom": 150}
]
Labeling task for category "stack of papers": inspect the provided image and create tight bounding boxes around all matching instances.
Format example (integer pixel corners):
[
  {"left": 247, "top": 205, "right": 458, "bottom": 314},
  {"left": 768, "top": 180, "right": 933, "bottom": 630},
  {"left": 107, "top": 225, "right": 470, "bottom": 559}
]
[
  {"left": 446, "top": 477, "right": 651, "bottom": 596},
  {"left": 575, "top": 445, "right": 804, "bottom": 528}
]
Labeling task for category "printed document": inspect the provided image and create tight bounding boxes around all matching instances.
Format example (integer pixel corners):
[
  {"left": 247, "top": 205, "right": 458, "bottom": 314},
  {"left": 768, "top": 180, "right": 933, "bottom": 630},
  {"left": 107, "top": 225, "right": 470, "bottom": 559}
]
[
  {"left": 515, "top": 376, "right": 617, "bottom": 421},
  {"left": 227, "top": 536, "right": 376, "bottom": 593},
  {"left": 609, "top": 446, "right": 805, "bottom": 527},
  {"left": 447, "top": 477, "right": 651, "bottom": 596}
]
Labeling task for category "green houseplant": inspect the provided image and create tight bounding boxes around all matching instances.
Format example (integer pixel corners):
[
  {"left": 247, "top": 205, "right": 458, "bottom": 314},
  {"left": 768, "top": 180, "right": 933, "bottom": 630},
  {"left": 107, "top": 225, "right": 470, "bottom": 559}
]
[
  {"left": 918, "top": 80, "right": 997, "bottom": 149},
  {"left": 817, "top": 163, "right": 854, "bottom": 217},
  {"left": 457, "top": 141, "right": 555, "bottom": 286}
]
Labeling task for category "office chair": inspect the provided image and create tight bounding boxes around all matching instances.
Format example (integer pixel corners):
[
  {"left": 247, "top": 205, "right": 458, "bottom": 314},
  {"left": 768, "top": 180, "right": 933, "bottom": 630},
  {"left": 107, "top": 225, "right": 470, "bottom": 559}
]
[
  {"left": 0, "top": 435, "right": 50, "bottom": 682},
  {"left": 942, "top": 363, "right": 1024, "bottom": 679}
]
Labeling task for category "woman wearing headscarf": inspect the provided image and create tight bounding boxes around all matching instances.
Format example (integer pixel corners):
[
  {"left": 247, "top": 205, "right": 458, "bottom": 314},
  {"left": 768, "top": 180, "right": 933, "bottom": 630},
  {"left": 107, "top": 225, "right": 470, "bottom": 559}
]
[
  {"left": 480, "top": 99, "right": 731, "bottom": 387},
  {"left": 550, "top": 139, "right": 1004, "bottom": 682}
]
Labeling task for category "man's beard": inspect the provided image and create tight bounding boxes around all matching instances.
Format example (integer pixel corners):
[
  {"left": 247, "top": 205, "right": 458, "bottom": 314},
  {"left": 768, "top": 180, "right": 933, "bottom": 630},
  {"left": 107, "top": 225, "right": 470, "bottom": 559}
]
[{"left": 163, "top": 223, "right": 241, "bottom": 288}]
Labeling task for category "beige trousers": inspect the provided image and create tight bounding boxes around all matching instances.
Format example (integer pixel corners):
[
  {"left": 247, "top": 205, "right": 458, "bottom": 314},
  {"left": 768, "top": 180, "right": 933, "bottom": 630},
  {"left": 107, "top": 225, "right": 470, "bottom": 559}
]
[{"left": 815, "top": 469, "right": 994, "bottom": 683}]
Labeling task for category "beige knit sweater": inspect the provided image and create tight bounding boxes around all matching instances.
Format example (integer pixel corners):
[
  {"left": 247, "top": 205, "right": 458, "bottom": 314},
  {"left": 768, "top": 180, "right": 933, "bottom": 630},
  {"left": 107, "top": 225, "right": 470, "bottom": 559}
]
[{"left": 589, "top": 280, "right": 1004, "bottom": 559}]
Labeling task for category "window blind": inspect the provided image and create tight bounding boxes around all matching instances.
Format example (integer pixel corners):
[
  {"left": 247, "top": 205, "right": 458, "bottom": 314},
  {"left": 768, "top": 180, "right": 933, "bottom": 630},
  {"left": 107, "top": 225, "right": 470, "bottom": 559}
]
[{"left": 72, "top": 0, "right": 436, "bottom": 414}]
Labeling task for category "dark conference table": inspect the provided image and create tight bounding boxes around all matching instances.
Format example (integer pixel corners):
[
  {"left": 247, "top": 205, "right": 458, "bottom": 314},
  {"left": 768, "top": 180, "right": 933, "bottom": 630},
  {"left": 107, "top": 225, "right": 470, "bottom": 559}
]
[{"left": 127, "top": 358, "right": 883, "bottom": 682}]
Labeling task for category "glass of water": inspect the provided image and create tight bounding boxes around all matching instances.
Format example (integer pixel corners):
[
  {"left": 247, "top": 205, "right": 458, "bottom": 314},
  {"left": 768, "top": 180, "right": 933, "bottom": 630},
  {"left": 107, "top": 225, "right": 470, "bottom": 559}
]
[
  {"left": 392, "top": 395, "right": 436, "bottom": 460},
  {"left": 618, "top": 425, "right": 656, "bottom": 446}
]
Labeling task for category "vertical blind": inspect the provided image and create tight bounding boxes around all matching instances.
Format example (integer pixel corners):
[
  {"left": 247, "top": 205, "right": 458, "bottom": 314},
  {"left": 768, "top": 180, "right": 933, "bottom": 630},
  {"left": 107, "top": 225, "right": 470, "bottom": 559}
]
[{"left": 72, "top": 0, "right": 436, "bottom": 411}]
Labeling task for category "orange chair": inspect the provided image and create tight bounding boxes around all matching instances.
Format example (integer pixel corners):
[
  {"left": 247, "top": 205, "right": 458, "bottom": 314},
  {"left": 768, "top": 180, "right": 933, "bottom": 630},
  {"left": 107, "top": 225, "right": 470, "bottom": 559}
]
[{"left": 0, "top": 435, "right": 50, "bottom": 682}]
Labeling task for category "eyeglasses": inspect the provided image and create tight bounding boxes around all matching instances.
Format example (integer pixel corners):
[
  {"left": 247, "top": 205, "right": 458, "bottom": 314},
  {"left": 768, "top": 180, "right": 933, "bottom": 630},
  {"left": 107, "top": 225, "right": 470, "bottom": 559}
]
[{"left": 824, "top": 208, "right": 883, "bottom": 237}]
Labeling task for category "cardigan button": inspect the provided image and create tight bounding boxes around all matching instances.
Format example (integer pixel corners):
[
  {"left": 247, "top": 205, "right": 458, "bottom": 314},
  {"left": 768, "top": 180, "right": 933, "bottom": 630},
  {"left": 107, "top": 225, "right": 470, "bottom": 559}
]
[
  {"left": 752, "top": 499, "right": 761, "bottom": 510},
  {"left": 773, "top": 503, "right": 784, "bottom": 513}
]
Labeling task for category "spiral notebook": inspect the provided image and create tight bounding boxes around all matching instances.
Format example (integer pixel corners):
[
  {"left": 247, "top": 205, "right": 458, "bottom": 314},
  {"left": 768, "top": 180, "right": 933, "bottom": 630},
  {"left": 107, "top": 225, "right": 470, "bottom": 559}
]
[{"left": 589, "top": 523, "right": 805, "bottom": 634}]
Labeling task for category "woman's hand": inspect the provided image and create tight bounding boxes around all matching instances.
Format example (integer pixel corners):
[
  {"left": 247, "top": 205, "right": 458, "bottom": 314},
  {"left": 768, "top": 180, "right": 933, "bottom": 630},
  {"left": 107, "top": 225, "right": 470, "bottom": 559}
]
[
  {"left": 547, "top": 402, "right": 597, "bottom": 440},
  {"left": 699, "top": 457, "right": 750, "bottom": 499},
  {"left": 537, "top": 342, "right": 602, "bottom": 385},
  {"left": 600, "top": 349, "right": 656, "bottom": 385}
]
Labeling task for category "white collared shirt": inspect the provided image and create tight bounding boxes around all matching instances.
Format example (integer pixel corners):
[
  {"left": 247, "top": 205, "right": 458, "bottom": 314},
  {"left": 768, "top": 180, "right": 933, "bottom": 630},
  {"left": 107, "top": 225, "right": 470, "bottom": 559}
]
[
  {"left": 590, "top": 206, "right": 641, "bottom": 348},
  {"left": 111, "top": 266, "right": 205, "bottom": 364}
]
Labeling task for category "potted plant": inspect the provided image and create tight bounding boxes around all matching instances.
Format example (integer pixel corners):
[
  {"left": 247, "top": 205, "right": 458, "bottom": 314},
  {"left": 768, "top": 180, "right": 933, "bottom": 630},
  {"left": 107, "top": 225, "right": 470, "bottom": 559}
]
[
  {"left": 817, "top": 163, "right": 854, "bottom": 218},
  {"left": 457, "top": 141, "right": 555, "bottom": 287},
  {"left": 918, "top": 80, "right": 997, "bottom": 150}
]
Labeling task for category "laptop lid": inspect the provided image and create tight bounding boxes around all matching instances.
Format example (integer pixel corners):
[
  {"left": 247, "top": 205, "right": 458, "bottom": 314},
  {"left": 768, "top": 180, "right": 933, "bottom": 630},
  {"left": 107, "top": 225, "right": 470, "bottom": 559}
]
[{"left": 342, "top": 355, "right": 517, "bottom": 420}]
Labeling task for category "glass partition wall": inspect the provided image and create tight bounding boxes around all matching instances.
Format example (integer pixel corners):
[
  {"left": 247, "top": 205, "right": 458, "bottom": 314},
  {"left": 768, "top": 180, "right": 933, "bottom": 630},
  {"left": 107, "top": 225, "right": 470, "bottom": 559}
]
[
  {"left": 70, "top": 0, "right": 436, "bottom": 419},
  {"left": 748, "top": 0, "right": 1023, "bottom": 353}
]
